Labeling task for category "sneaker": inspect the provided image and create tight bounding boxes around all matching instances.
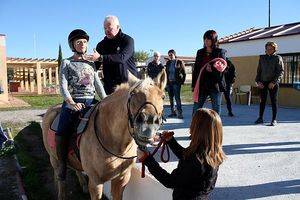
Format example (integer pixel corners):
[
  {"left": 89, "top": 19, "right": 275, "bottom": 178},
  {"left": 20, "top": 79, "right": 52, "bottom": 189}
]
[
  {"left": 270, "top": 120, "right": 277, "bottom": 126},
  {"left": 255, "top": 117, "right": 263, "bottom": 124},
  {"left": 228, "top": 112, "right": 234, "bottom": 117},
  {"left": 178, "top": 112, "right": 183, "bottom": 119}
]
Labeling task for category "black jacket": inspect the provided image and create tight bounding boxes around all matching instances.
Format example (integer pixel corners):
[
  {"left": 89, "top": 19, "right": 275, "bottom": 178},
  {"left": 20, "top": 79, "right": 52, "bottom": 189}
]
[
  {"left": 255, "top": 54, "right": 284, "bottom": 84},
  {"left": 192, "top": 48, "right": 227, "bottom": 93},
  {"left": 224, "top": 58, "right": 236, "bottom": 84},
  {"left": 96, "top": 29, "right": 139, "bottom": 94},
  {"left": 165, "top": 59, "right": 186, "bottom": 85},
  {"left": 144, "top": 137, "right": 218, "bottom": 200},
  {"left": 147, "top": 61, "right": 165, "bottom": 79}
]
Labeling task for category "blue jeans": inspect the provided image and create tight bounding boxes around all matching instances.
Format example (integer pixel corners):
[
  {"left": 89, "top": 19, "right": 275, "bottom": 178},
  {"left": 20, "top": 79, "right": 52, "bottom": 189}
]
[
  {"left": 56, "top": 98, "right": 95, "bottom": 137},
  {"left": 167, "top": 82, "right": 182, "bottom": 112},
  {"left": 193, "top": 92, "right": 222, "bottom": 115}
]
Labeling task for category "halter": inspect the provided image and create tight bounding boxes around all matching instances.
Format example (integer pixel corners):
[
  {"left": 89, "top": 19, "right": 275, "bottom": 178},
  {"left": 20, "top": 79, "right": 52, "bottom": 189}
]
[
  {"left": 126, "top": 81, "right": 163, "bottom": 143},
  {"left": 93, "top": 81, "right": 163, "bottom": 159}
]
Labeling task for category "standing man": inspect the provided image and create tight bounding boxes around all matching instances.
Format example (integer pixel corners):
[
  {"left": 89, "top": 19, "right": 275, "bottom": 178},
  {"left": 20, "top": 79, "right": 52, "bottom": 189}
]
[
  {"left": 93, "top": 15, "right": 139, "bottom": 94},
  {"left": 255, "top": 41, "right": 284, "bottom": 126},
  {"left": 147, "top": 51, "right": 165, "bottom": 79},
  {"left": 165, "top": 49, "right": 186, "bottom": 119},
  {"left": 224, "top": 58, "right": 236, "bottom": 117}
]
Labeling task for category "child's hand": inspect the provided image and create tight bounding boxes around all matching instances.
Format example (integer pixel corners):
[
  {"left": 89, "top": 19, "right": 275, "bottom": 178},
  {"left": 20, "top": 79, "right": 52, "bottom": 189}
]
[
  {"left": 161, "top": 131, "right": 174, "bottom": 141},
  {"left": 137, "top": 148, "right": 149, "bottom": 162}
]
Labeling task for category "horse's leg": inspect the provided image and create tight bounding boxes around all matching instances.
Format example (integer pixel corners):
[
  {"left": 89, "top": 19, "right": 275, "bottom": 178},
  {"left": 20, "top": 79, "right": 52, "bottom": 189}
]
[
  {"left": 76, "top": 170, "right": 88, "bottom": 193},
  {"left": 111, "top": 171, "right": 131, "bottom": 200},
  {"left": 88, "top": 179, "right": 103, "bottom": 200},
  {"left": 50, "top": 155, "right": 66, "bottom": 200}
]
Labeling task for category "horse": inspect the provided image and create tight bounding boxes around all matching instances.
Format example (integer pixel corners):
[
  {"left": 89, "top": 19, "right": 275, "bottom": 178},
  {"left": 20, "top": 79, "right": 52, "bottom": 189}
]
[{"left": 42, "top": 70, "right": 167, "bottom": 200}]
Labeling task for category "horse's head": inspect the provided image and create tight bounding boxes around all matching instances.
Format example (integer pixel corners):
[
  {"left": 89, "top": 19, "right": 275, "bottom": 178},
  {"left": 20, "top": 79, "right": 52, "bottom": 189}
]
[{"left": 127, "top": 70, "right": 167, "bottom": 147}]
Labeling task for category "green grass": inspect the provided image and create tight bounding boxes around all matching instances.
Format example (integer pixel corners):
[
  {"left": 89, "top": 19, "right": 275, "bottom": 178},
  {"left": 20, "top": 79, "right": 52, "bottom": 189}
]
[
  {"left": 180, "top": 83, "right": 193, "bottom": 103},
  {"left": 12, "top": 122, "right": 53, "bottom": 200},
  {"left": 18, "top": 95, "right": 63, "bottom": 109}
]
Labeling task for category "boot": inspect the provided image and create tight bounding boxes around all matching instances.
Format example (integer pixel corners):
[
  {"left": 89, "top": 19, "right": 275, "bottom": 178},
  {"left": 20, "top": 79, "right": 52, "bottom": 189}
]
[
  {"left": 56, "top": 135, "right": 68, "bottom": 181},
  {"left": 168, "top": 110, "right": 177, "bottom": 118},
  {"left": 178, "top": 111, "right": 183, "bottom": 119}
]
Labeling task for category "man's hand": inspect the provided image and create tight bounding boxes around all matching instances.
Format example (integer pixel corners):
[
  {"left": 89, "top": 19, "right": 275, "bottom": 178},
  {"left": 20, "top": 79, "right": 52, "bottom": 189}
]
[
  {"left": 83, "top": 49, "right": 101, "bottom": 62},
  {"left": 268, "top": 82, "right": 275, "bottom": 89},
  {"left": 256, "top": 82, "right": 264, "bottom": 89}
]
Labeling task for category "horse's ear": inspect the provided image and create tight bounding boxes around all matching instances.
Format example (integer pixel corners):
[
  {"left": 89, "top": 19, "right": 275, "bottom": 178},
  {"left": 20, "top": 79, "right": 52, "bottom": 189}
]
[
  {"left": 127, "top": 70, "right": 140, "bottom": 87},
  {"left": 154, "top": 69, "right": 167, "bottom": 90}
]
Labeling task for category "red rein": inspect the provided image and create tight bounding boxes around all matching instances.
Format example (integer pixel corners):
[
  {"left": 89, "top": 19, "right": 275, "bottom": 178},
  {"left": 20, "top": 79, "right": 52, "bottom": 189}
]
[{"left": 141, "top": 138, "right": 170, "bottom": 178}]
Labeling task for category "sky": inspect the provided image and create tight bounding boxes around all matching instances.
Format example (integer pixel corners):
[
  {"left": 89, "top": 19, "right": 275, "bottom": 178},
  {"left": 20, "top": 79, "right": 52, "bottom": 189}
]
[{"left": 1, "top": 0, "right": 299, "bottom": 59}]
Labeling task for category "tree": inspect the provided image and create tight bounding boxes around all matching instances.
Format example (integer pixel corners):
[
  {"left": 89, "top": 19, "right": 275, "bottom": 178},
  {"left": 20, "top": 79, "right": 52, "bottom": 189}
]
[
  {"left": 57, "top": 44, "right": 63, "bottom": 68},
  {"left": 134, "top": 50, "right": 149, "bottom": 63}
]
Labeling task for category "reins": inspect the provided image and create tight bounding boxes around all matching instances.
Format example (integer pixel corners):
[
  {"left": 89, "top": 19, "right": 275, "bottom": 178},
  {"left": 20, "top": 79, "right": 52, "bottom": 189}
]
[
  {"left": 141, "top": 135, "right": 170, "bottom": 178},
  {"left": 93, "top": 102, "right": 137, "bottom": 160}
]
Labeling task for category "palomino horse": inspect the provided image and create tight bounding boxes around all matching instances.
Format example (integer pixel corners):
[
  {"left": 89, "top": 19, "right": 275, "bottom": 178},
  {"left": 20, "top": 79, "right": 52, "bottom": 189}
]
[{"left": 42, "top": 70, "right": 167, "bottom": 200}]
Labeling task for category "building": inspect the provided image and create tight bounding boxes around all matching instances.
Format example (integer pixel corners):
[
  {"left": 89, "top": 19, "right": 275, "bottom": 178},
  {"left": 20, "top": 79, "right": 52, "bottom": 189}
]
[
  {"left": 219, "top": 22, "right": 300, "bottom": 107},
  {"left": 0, "top": 34, "right": 8, "bottom": 105}
]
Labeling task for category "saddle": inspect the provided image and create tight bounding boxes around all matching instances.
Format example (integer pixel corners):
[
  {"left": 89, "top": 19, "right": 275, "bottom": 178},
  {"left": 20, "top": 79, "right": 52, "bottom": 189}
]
[{"left": 47, "top": 103, "right": 98, "bottom": 161}]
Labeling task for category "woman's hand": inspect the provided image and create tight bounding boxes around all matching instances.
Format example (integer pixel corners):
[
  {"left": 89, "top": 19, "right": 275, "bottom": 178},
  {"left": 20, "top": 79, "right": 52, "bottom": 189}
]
[{"left": 268, "top": 82, "right": 275, "bottom": 89}]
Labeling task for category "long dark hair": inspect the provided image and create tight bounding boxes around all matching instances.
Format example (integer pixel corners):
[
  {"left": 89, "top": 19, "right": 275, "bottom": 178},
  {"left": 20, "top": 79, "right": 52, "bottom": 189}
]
[
  {"left": 183, "top": 108, "right": 226, "bottom": 168},
  {"left": 203, "top": 30, "right": 218, "bottom": 49}
]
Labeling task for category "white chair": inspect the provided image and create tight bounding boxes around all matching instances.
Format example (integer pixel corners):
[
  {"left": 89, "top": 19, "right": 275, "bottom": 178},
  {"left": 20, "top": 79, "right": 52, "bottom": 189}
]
[{"left": 234, "top": 85, "right": 251, "bottom": 106}]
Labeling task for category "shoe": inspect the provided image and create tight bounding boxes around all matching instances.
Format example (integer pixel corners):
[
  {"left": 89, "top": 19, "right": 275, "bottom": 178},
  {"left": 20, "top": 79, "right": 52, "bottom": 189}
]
[
  {"left": 255, "top": 117, "right": 263, "bottom": 124},
  {"left": 178, "top": 112, "right": 183, "bottom": 119},
  {"left": 168, "top": 111, "right": 177, "bottom": 118},
  {"left": 228, "top": 112, "right": 234, "bottom": 117},
  {"left": 270, "top": 120, "right": 277, "bottom": 126}
]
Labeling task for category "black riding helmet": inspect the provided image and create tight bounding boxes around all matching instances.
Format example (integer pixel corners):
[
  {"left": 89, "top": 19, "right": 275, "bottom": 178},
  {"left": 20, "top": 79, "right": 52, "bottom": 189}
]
[{"left": 68, "top": 29, "right": 89, "bottom": 53}]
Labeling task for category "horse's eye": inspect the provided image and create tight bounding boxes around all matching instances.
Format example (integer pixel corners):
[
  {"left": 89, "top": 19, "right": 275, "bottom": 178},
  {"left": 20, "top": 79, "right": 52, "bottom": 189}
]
[
  {"left": 154, "top": 117, "right": 160, "bottom": 125},
  {"left": 136, "top": 115, "right": 144, "bottom": 123},
  {"left": 162, "top": 94, "right": 165, "bottom": 100}
]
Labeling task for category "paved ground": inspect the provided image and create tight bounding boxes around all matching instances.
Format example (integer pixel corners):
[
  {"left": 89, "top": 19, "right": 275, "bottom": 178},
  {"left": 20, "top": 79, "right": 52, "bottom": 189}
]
[
  {"left": 1, "top": 104, "right": 299, "bottom": 199},
  {"left": 138, "top": 103, "right": 300, "bottom": 200},
  {"left": 0, "top": 109, "right": 46, "bottom": 123}
]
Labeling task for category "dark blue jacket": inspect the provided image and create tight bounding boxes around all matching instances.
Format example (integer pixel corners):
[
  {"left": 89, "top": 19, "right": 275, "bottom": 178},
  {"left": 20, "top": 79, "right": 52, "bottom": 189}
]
[
  {"left": 96, "top": 29, "right": 139, "bottom": 94},
  {"left": 147, "top": 61, "right": 165, "bottom": 79}
]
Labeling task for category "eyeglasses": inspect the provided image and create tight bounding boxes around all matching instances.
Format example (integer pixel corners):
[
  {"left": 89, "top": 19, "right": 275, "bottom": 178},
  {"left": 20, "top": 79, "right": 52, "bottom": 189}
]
[{"left": 168, "top": 54, "right": 173, "bottom": 57}]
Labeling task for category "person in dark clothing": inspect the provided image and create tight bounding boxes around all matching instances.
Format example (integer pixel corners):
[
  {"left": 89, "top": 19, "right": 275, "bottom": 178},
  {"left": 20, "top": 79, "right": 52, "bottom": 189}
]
[
  {"left": 223, "top": 58, "right": 236, "bottom": 116},
  {"left": 147, "top": 51, "right": 165, "bottom": 79},
  {"left": 192, "top": 30, "right": 227, "bottom": 115},
  {"left": 165, "top": 49, "right": 186, "bottom": 119},
  {"left": 92, "top": 15, "right": 139, "bottom": 95},
  {"left": 137, "top": 108, "right": 226, "bottom": 200},
  {"left": 255, "top": 41, "right": 284, "bottom": 126}
]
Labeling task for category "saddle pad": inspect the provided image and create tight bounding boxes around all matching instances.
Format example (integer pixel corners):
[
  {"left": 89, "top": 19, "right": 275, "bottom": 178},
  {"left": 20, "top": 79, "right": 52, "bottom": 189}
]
[{"left": 50, "top": 104, "right": 97, "bottom": 135}]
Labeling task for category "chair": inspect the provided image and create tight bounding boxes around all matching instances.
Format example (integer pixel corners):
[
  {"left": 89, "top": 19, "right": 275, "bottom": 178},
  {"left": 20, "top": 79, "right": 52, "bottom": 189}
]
[{"left": 234, "top": 85, "right": 251, "bottom": 106}]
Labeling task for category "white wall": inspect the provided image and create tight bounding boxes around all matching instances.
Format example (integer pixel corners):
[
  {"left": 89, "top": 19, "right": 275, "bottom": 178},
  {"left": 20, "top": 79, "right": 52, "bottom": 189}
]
[{"left": 219, "top": 35, "right": 300, "bottom": 57}]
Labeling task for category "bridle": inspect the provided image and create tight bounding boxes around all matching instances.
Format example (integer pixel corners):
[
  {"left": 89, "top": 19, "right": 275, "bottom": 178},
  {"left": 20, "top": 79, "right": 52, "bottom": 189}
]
[{"left": 93, "top": 81, "right": 163, "bottom": 159}]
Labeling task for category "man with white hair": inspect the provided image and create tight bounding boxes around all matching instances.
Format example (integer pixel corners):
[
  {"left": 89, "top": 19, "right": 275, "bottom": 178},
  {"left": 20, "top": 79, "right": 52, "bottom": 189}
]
[
  {"left": 147, "top": 51, "right": 165, "bottom": 79},
  {"left": 93, "top": 15, "right": 139, "bottom": 94}
]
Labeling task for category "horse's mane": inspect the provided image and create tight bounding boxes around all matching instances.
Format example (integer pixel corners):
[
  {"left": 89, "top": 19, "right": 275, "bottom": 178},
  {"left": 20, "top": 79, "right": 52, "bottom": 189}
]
[{"left": 114, "top": 78, "right": 155, "bottom": 94}]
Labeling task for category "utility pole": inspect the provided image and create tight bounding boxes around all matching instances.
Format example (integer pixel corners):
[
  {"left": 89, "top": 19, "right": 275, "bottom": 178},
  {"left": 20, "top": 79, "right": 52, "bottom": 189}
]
[{"left": 268, "top": 0, "right": 271, "bottom": 27}]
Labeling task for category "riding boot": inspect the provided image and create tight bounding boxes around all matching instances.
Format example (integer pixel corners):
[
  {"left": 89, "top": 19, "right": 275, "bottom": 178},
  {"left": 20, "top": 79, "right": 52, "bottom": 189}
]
[{"left": 56, "top": 135, "right": 68, "bottom": 181}]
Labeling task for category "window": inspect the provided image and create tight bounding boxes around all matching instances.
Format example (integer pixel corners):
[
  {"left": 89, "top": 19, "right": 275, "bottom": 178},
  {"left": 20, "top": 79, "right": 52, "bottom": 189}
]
[{"left": 281, "top": 53, "right": 300, "bottom": 90}]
